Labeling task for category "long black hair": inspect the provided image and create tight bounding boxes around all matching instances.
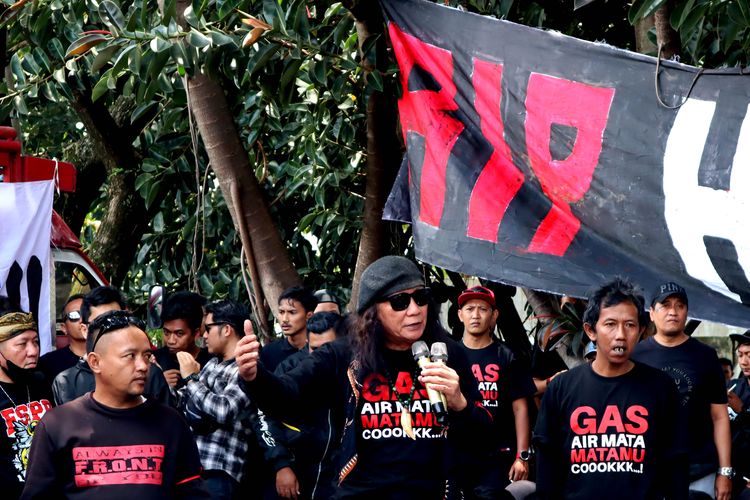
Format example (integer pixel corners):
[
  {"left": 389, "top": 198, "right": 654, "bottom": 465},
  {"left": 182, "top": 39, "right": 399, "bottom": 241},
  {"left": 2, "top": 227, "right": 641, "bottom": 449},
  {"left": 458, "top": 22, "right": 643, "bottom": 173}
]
[{"left": 351, "top": 295, "right": 447, "bottom": 375}]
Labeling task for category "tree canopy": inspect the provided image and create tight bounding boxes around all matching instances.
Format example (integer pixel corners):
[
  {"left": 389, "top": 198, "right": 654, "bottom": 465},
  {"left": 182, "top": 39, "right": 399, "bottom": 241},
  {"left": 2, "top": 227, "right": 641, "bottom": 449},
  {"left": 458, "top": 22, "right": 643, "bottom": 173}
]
[{"left": 0, "top": 0, "right": 747, "bottom": 314}]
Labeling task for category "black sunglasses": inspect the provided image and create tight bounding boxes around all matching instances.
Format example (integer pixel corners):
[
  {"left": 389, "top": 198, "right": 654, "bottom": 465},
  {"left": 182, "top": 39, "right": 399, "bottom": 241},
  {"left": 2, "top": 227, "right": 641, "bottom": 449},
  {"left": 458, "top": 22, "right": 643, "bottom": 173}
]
[
  {"left": 382, "top": 288, "right": 431, "bottom": 312},
  {"left": 88, "top": 310, "right": 146, "bottom": 352},
  {"left": 204, "top": 322, "right": 229, "bottom": 331},
  {"left": 63, "top": 310, "right": 81, "bottom": 322}
]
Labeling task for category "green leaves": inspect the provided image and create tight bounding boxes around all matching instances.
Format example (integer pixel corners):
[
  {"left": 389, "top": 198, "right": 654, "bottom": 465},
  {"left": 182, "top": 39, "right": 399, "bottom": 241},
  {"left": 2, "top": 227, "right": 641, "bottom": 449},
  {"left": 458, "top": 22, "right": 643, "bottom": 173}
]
[
  {"left": 628, "top": 0, "right": 667, "bottom": 24},
  {"left": 99, "top": 1, "right": 126, "bottom": 33},
  {"left": 65, "top": 32, "right": 111, "bottom": 58}
]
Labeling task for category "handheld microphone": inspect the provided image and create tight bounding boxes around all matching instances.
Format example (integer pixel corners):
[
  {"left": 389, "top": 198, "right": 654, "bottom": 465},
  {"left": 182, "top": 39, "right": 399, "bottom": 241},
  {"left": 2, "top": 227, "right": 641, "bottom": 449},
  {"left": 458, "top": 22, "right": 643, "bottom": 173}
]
[
  {"left": 430, "top": 342, "right": 449, "bottom": 410},
  {"left": 412, "top": 341, "right": 448, "bottom": 425}
]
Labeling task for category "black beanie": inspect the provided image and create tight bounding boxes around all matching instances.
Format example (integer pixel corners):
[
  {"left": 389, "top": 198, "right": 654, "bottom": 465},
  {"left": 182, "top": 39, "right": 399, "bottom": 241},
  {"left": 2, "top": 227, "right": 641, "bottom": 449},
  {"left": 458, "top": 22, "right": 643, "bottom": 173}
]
[{"left": 356, "top": 256, "right": 425, "bottom": 313}]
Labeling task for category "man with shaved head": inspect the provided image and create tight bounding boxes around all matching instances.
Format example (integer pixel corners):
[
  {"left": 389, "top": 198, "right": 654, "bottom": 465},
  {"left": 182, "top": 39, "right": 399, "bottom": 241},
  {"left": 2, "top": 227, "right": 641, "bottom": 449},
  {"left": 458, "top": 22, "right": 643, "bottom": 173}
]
[{"left": 22, "top": 310, "right": 207, "bottom": 498}]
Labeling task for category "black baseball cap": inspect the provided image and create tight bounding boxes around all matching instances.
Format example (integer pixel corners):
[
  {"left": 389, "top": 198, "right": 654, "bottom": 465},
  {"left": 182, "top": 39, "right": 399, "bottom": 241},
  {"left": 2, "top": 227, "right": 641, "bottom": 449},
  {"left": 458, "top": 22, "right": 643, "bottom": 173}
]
[
  {"left": 650, "top": 282, "right": 688, "bottom": 307},
  {"left": 730, "top": 330, "right": 750, "bottom": 346}
]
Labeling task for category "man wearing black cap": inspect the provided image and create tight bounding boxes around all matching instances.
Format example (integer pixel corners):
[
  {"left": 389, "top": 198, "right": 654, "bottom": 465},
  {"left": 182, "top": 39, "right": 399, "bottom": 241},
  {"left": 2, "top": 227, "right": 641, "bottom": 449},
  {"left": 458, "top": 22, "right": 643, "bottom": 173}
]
[
  {"left": 456, "top": 286, "right": 535, "bottom": 499},
  {"left": 631, "top": 282, "right": 732, "bottom": 499},
  {"left": 313, "top": 289, "right": 340, "bottom": 315}
]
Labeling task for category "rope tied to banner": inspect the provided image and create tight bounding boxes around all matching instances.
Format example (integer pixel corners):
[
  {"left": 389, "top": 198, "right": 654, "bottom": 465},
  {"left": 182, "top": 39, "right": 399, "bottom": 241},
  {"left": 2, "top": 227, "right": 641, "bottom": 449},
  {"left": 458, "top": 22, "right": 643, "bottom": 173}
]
[
  {"left": 52, "top": 157, "right": 60, "bottom": 196},
  {"left": 654, "top": 41, "right": 704, "bottom": 110}
]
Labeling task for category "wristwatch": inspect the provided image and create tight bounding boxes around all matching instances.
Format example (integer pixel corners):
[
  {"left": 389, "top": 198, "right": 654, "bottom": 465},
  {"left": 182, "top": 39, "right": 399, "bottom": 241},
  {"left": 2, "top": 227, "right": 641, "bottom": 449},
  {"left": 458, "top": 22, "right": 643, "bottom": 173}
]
[
  {"left": 517, "top": 450, "right": 531, "bottom": 462},
  {"left": 717, "top": 467, "right": 735, "bottom": 479},
  {"left": 183, "top": 373, "right": 200, "bottom": 384}
]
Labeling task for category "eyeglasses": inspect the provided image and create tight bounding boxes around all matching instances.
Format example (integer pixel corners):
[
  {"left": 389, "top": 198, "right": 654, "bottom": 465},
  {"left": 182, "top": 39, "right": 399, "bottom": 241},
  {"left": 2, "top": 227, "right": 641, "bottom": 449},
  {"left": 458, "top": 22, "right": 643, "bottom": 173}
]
[
  {"left": 63, "top": 310, "right": 81, "bottom": 322},
  {"left": 204, "top": 322, "right": 228, "bottom": 331},
  {"left": 382, "top": 288, "right": 431, "bottom": 312},
  {"left": 88, "top": 310, "right": 146, "bottom": 352}
]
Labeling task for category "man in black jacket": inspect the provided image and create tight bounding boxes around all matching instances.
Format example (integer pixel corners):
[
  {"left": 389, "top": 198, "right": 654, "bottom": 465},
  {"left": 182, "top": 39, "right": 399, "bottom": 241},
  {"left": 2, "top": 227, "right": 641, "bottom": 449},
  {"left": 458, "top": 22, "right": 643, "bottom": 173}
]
[
  {"left": 22, "top": 310, "right": 208, "bottom": 499},
  {"left": 51, "top": 286, "right": 170, "bottom": 406}
]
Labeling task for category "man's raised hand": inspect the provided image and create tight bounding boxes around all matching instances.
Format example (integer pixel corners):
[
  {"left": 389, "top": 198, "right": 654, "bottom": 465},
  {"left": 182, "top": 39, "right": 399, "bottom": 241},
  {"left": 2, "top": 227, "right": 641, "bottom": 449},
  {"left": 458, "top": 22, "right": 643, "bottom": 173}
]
[{"left": 235, "top": 319, "right": 260, "bottom": 382}]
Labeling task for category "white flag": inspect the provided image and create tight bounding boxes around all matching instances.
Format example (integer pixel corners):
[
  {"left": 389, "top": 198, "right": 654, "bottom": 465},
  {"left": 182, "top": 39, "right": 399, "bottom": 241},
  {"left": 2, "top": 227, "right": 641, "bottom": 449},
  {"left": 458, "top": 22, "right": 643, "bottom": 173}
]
[{"left": 0, "top": 180, "right": 53, "bottom": 354}]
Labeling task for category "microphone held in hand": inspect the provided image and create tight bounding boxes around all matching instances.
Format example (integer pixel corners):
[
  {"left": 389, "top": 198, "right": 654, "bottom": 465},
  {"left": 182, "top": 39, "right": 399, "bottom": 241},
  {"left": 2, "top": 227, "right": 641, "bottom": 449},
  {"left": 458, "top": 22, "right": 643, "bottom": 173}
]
[
  {"left": 411, "top": 340, "right": 448, "bottom": 425},
  {"left": 430, "top": 342, "right": 449, "bottom": 410}
]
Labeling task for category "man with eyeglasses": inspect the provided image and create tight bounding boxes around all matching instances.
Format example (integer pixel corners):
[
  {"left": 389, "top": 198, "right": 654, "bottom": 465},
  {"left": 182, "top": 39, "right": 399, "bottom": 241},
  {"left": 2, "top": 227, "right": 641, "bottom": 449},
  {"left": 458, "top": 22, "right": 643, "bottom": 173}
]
[
  {"left": 22, "top": 310, "right": 208, "bottom": 498},
  {"left": 177, "top": 299, "right": 284, "bottom": 499},
  {"left": 631, "top": 282, "right": 733, "bottom": 499},
  {"left": 455, "top": 286, "right": 535, "bottom": 499},
  {"left": 38, "top": 294, "right": 86, "bottom": 383}
]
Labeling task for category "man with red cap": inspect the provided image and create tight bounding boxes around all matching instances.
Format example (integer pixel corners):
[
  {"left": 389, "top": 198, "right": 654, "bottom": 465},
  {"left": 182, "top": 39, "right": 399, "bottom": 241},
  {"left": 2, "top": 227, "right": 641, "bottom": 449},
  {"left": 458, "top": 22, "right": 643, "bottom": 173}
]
[{"left": 456, "top": 285, "right": 535, "bottom": 499}]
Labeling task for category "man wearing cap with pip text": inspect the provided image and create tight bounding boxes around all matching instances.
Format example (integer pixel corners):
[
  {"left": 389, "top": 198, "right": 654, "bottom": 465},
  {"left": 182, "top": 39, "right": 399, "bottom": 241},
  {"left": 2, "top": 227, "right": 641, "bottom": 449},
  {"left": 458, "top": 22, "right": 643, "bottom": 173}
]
[{"left": 631, "top": 282, "right": 732, "bottom": 500}]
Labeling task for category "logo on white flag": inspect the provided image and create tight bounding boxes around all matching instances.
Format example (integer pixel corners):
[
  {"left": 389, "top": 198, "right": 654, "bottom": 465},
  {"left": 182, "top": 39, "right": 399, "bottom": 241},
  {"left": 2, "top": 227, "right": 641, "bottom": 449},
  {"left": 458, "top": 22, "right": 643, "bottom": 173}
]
[{"left": 0, "top": 180, "right": 53, "bottom": 353}]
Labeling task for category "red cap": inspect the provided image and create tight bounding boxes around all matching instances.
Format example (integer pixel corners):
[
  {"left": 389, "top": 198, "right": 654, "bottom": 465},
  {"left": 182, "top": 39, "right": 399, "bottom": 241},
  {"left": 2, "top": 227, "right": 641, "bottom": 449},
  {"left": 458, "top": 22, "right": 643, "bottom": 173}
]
[{"left": 458, "top": 286, "right": 496, "bottom": 308}]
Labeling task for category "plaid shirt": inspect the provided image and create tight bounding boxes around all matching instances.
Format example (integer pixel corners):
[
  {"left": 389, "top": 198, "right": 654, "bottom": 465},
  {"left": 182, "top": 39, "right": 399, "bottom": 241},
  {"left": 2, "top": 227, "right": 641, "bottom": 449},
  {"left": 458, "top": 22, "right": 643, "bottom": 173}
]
[{"left": 181, "top": 357, "right": 251, "bottom": 482}]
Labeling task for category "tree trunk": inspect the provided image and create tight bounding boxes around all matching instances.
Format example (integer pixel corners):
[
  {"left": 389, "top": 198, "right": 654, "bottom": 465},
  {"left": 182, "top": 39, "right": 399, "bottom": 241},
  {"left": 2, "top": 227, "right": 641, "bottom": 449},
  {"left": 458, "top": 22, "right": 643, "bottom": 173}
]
[
  {"left": 68, "top": 88, "right": 147, "bottom": 286},
  {"left": 186, "top": 73, "right": 300, "bottom": 316},
  {"left": 346, "top": 2, "right": 402, "bottom": 312},
  {"left": 487, "top": 283, "right": 531, "bottom": 361},
  {"left": 171, "top": 0, "right": 300, "bottom": 327},
  {"left": 654, "top": 2, "right": 680, "bottom": 59},
  {"left": 634, "top": 13, "right": 656, "bottom": 55},
  {"left": 522, "top": 287, "right": 561, "bottom": 349},
  {"left": 59, "top": 96, "right": 147, "bottom": 236}
]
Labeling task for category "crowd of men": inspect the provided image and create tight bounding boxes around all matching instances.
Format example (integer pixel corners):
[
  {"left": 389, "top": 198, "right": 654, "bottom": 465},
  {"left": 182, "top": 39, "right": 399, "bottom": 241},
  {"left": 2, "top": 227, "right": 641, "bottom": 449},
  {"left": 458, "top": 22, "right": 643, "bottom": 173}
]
[{"left": 1, "top": 255, "right": 749, "bottom": 499}]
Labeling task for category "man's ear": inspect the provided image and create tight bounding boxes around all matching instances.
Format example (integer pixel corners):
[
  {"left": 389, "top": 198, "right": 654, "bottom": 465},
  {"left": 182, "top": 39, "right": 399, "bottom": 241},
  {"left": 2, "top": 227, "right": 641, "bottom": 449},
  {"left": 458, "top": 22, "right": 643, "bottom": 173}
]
[
  {"left": 583, "top": 322, "right": 597, "bottom": 343},
  {"left": 491, "top": 309, "right": 499, "bottom": 323},
  {"left": 305, "top": 311, "right": 313, "bottom": 321},
  {"left": 87, "top": 352, "right": 102, "bottom": 374},
  {"left": 648, "top": 307, "right": 656, "bottom": 323},
  {"left": 457, "top": 307, "right": 465, "bottom": 322}
]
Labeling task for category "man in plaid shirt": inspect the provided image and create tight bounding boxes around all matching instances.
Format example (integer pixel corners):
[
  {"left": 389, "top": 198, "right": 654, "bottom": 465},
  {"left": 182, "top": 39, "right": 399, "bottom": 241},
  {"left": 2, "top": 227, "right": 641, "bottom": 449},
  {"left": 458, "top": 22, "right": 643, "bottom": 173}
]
[{"left": 178, "top": 300, "right": 288, "bottom": 499}]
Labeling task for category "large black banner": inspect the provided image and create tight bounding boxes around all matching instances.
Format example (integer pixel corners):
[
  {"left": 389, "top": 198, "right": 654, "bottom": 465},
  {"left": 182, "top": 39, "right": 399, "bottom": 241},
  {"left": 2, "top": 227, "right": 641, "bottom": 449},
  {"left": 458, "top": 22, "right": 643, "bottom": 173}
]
[{"left": 381, "top": 0, "right": 750, "bottom": 327}]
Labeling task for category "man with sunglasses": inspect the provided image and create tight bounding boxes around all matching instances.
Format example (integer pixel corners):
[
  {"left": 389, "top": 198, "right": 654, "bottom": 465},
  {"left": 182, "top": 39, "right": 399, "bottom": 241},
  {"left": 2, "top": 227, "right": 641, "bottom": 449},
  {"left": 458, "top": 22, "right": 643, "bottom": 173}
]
[
  {"left": 236, "top": 255, "right": 491, "bottom": 499},
  {"left": 38, "top": 294, "right": 86, "bottom": 384},
  {"left": 455, "top": 286, "right": 535, "bottom": 499},
  {"left": 22, "top": 310, "right": 208, "bottom": 498},
  {"left": 52, "top": 286, "right": 171, "bottom": 407}
]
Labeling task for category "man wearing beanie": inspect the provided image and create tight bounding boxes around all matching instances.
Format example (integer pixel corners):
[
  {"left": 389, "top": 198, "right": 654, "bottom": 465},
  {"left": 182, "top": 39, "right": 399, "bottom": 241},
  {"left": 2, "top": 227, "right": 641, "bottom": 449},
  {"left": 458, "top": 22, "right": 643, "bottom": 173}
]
[
  {"left": 236, "top": 255, "right": 491, "bottom": 499},
  {"left": 0, "top": 297, "right": 53, "bottom": 499}
]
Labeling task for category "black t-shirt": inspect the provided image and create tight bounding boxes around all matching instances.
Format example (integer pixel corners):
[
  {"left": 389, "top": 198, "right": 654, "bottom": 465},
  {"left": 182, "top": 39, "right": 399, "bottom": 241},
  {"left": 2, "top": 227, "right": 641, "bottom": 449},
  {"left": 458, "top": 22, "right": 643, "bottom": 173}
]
[
  {"left": 341, "top": 348, "right": 449, "bottom": 498},
  {"left": 461, "top": 341, "right": 535, "bottom": 451},
  {"left": 0, "top": 379, "right": 53, "bottom": 499},
  {"left": 260, "top": 338, "right": 302, "bottom": 373},
  {"left": 38, "top": 347, "right": 80, "bottom": 384},
  {"left": 22, "top": 393, "right": 206, "bottom": 499},
  {"left": 153, "top": 347, "right": 213, "bottom": 372},
  {"left": 631, "top": 336, "right": 726, "bottom": 468},
  {"left": 533, "top": 362, "right": 687, "bottom": 499}
]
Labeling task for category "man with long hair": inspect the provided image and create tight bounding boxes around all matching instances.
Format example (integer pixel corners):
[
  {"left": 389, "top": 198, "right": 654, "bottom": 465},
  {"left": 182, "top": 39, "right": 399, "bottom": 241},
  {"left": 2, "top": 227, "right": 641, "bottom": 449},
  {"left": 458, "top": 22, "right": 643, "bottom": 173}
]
[{"left": 236, "top": 256, "right": 491, "bottom": 498}]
